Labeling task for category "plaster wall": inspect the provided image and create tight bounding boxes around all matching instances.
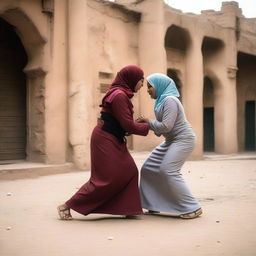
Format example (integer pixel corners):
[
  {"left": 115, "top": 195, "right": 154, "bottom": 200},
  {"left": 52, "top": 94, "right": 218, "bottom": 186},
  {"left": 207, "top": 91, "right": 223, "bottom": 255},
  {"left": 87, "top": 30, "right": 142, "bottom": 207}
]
[
  {"left": 86, "top": 0, "right": 141, "bottom": 151},
  {"left": 87, "top": 0, "right": 140, "bottom": 115},
  {"left": 0, "top": 0, "right": 255, "bottom": 169},
  {"left": 238, "top": 18, "right": 256, "bottom": 55}
]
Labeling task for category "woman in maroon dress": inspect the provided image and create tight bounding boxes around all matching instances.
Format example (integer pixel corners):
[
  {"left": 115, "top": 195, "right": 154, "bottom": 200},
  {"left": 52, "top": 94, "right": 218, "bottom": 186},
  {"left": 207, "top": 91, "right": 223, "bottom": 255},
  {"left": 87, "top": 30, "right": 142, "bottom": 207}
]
[{"left": 57, "top": 65, "right": 149, "bottom": 220}]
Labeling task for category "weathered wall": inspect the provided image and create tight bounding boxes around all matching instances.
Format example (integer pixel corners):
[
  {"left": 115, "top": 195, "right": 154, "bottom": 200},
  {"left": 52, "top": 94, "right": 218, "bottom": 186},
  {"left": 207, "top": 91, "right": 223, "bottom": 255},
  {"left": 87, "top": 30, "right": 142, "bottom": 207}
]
[
  {"left": 0, "top": 0, "right": 255, "bottom": 169},
  {"left": 87, "top": 0, "right": 140, "bottom": 121}
]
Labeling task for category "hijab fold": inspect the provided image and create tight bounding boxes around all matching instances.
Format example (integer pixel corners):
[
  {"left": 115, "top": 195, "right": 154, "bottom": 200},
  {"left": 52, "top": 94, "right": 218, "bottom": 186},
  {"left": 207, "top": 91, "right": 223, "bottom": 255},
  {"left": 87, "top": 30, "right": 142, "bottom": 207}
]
[
  {"left": 101, "top": 65, "right": 144, "bottom": 107},
  {"left": 147, "top": 73, "right": 180, "bottom": 111}
]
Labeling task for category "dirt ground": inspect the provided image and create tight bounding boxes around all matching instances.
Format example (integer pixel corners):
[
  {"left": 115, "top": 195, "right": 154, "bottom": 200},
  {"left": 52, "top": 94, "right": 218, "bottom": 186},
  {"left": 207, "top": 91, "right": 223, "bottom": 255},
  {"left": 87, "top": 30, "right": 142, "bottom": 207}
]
[{"left": 1, "top": 152, "right": 256, "bottom": 256}]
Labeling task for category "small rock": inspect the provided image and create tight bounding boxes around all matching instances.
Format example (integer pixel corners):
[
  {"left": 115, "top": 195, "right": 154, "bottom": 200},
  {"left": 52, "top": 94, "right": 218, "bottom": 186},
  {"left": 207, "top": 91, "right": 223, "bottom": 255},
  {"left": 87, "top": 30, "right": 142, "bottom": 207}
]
[
  {"left": 107, "top": 236, "right": 114, "bottom": 240},
  {"left": 6, "top": 227, "right": 11, "bottom": 230},
  {"left": 6, "top": 192, "right": 12, "bottom": 196},
  {"left": 216, "top": 220, "right": 220, "bottom": 223}
]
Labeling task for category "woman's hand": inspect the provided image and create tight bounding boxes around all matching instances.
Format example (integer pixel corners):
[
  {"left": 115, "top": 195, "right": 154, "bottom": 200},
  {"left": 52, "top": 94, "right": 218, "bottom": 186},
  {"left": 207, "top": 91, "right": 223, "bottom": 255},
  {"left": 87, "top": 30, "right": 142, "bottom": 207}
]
[{"left": 136, "top": 115, "right": 149, "bottom": 123}]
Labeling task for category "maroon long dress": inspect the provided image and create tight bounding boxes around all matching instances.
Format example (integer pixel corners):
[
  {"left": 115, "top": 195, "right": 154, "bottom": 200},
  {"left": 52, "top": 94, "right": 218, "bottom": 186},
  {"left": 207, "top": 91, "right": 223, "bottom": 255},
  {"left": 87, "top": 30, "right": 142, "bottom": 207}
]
[{"left": 65, "top": 76, "right": 149, "bottom": 216}]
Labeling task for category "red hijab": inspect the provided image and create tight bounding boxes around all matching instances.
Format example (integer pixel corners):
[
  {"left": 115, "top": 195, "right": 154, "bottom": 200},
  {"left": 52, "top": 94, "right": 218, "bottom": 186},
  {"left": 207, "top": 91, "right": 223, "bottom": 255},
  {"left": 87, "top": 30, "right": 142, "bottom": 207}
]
[{"left": 101, "top": 65, "right": 144, "bottom": 107}]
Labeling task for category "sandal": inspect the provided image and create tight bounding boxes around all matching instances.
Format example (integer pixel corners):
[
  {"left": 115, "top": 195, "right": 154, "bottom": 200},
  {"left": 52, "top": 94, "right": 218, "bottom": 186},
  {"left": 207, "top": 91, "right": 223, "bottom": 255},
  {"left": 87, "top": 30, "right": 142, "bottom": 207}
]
[
  {"left": 180, "top": 208, "right": 202, "bottom": 219},
  {"left": 57, "top": 205, "right": 73, "bottom": 220}
]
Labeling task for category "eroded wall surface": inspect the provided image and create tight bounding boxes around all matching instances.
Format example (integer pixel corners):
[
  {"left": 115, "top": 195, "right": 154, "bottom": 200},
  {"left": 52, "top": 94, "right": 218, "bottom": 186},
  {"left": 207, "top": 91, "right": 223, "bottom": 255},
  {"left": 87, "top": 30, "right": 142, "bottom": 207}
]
[{"left": 0, "top": 0, "right": 255, "bottom": 169}]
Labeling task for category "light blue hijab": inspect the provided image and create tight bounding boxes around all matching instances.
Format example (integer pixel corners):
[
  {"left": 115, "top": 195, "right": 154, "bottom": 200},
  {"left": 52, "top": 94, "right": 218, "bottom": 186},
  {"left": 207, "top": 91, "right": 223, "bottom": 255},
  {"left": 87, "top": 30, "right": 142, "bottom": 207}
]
[{"left": 147, "top": 73, "right": 180, "bottom": 111}]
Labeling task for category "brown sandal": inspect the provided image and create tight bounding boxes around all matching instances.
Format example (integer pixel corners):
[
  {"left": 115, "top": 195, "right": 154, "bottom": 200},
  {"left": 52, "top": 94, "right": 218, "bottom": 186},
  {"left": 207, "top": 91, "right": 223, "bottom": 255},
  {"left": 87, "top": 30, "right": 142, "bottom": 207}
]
[
  {"left": 180, "top": 208, "right": 203, "bottom": 219},
  {"left": 57, "top": 205, "right": 73, "bottom": 220}
]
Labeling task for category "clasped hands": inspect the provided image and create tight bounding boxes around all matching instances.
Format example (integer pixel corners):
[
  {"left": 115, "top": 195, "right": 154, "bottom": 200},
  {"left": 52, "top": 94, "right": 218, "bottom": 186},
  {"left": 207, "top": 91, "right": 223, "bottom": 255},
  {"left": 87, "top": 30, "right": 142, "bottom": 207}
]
[{"left": 136, "top": 115, "right": 149, "bottom": 123}]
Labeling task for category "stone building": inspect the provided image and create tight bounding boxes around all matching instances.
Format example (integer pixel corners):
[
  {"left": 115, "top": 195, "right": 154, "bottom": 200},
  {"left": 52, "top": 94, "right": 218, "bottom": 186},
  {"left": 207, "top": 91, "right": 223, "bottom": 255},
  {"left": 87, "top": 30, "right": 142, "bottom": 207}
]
[{"left": 0, "top": 0, "right": 255, "bottom": 170}]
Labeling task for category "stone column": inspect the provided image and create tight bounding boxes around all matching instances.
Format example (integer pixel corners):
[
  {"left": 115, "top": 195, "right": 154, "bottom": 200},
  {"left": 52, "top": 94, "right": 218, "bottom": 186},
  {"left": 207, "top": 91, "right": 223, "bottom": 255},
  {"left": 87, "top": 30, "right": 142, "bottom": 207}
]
[
  {"left": 45, "top": 0, "right": 68, "bottom": 164},
  {"left": 215, "top": 32, "right": 238, "bottom": 154},
  {"left": 68, "top": 0, "right": 92, "bottom": 169},
  {"left": 184, "top": 36, "right": 204, "bottom": 159},
  {"left": 133, "top": 0, "right": 167, "bottom": 150},
  {"left": 214, "top": 3, "right": 238, "bottom": 154}
]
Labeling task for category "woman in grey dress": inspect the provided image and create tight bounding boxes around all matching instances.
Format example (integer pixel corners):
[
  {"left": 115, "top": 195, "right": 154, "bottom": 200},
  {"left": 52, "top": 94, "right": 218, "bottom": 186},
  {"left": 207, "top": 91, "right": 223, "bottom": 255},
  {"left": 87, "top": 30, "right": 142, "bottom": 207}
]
[{"left": 138, "top": 73, "right": 202, "bottom": 219}]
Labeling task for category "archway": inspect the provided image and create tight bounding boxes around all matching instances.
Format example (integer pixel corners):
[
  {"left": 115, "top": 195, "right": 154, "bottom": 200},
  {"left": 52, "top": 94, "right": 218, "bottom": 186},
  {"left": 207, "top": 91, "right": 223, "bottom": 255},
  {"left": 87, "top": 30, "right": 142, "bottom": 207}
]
[
  {"left": 165, "top": 25, "right": 190, "bottom": 51},
  {"left": 1, "top": 8, "right": 46, "bottom": 162},
  {"left": 0, "top": 18, "right": 27, "bottom": 161},
  {"left": 237, "top": 52, "right": 256, "bottom": 151},
  {"left": 165, "top": 25, "right": 190, "bottom": 103},
  {"left": 202, "top": 37, "right": 225, "bottom": 153}
]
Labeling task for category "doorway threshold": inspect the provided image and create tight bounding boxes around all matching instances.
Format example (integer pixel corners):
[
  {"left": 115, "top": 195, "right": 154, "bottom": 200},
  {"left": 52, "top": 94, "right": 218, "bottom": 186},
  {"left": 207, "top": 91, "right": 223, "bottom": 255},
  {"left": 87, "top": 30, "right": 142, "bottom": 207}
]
[
  {"left": 204, "top": 152, "right": 256, "bottom": 161},
  {"left": 0, "top": 161, "right": 82, "bottom": 181}
]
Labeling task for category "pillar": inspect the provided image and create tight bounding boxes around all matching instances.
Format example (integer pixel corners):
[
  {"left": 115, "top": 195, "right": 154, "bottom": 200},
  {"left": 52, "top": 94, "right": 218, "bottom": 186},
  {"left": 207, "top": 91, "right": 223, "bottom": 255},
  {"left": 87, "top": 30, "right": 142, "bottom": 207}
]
[
  {"left": 214, "top": 30, "right": 238, "bottom": 154},
  {"left": 68, "top": 0, "right": 93, "bottom": 169},
  {"left": 184, "top": 36, "right": 204, "bottom": 159},
  {"left": 45, "top": 0, "right": 68, "bottom": 164}
]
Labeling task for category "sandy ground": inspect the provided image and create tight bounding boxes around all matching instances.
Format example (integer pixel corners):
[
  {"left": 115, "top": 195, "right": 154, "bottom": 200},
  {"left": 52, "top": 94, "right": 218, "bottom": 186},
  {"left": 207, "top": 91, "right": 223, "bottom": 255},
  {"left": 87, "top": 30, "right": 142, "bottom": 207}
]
[{"left": 1, "top": 152, "right": 256, "bottom": 256}]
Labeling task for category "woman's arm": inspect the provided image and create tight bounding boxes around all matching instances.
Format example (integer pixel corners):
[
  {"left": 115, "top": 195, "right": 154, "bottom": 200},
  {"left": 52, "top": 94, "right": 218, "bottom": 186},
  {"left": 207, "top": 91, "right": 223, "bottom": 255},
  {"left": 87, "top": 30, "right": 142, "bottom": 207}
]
[
  {"left": 149, "top": 97, "right": 178, "bottom": 135},
  {"left": 111, "top": 93, "right": 149, "bottom": 136}
]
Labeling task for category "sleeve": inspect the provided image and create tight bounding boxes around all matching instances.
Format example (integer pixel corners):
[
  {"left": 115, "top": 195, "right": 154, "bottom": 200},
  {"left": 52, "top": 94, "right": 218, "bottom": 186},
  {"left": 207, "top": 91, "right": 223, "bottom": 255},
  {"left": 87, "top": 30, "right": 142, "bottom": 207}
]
[
  {"left": 111, "top": 93, "right": 149, "bottom": 136},
  {"left": 149, "top": 97, "right": 178, "bottom": 135}
]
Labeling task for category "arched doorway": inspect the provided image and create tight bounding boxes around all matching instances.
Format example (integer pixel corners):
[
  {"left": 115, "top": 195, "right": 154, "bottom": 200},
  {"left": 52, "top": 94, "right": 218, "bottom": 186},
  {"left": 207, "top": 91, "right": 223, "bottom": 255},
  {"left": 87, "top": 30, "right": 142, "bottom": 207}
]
[
  {"left": 1, "top": 8, "right": 47, "bottom": 163},
  {"left": 237, "top": 52, "right": 256, "bottom": 151},
  {"left": 0, "top": 18, "right": 28, "bottom": 161},
  {"left": 165, "top": 25, "right": 190, "bottom": 104},
  {"left": 202, "top": 37, "right": 224, "bottom": 153}
]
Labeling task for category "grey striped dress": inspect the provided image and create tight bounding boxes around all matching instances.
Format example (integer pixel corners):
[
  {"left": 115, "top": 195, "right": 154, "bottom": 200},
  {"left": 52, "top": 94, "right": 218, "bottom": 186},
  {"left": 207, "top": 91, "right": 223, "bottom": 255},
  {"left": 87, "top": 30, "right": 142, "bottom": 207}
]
[{"left": 139, "top": 96, "right": 201, "bottom": 214}]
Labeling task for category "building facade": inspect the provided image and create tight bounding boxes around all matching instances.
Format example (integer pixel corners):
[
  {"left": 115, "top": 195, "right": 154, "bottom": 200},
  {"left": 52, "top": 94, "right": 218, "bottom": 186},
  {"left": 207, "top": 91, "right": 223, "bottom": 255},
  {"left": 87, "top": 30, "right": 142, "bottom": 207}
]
[{"left": 0, "top": 0, "right": 255, "bottom": 169}]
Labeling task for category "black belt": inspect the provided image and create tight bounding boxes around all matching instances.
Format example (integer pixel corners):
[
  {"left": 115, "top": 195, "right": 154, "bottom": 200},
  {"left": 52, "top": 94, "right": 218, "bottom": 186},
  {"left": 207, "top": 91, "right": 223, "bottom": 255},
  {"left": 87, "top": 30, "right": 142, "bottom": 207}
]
[{"left": 100, "top": 112, "right": 126, "bottom": 144}]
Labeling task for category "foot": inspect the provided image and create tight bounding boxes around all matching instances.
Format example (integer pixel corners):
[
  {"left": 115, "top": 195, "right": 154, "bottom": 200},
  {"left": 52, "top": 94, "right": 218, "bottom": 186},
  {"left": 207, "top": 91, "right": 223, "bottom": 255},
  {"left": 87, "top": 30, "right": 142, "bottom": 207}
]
[
  {"left": 180, "top": 208, "right": 202, "bottom": 219},
  {"left": 57, "top": 204, "right": 73, "bottom": 220}
]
